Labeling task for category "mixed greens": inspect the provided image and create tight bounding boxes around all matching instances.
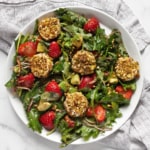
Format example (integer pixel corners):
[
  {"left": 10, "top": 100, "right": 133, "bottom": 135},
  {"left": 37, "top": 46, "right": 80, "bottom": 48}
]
[{"left": 5, "top": 8, "right": 139, "bottom": 147}]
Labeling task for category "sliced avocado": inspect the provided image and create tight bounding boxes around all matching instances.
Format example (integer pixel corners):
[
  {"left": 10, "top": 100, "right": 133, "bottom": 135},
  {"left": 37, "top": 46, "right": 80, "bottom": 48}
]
[
  {"left": 70, "top": 74, "right": 80, "bottom": 85},
  {"left": 72, "top": 34, "right": 83, "bottom": 49},
  {"left": 37, "top": 42, "right": 48, "bottom": 53}
]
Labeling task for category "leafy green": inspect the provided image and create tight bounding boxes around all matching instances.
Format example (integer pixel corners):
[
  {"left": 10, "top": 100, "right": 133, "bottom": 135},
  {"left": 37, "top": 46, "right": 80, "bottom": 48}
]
[
  {"left": 58, "top": 119, "right": 80, "bottom": 147},
  {"left": 54, "top": 112, "right": 66, "bottom": 127},
  {"left": 52, "top": 51, "right": 71, "bottom": 79},
  {"left": 120, "top": 80, "right": 136, "bottom": 91},
  {"left": 58, "top": 23, "right": 92, "bottom": 52},
  {"left": 101, "top": 92, "right": 130, "bottom": 106},
  {"left": 107, "top": 29, "right": 128, "bottom": 55},
  {"left": 83, "top": 28, "right": 107, "bottom": 51},
  {"left": 5, "top": 73, "right": 16, "bottom": 88},
  {"left": 103, "top": 101, "right": 122, "bottom": 126},
  {"left": 33, "top": 19, "right": 38, "bottom": 35},
  {"left": 55, "top": 8, "right": 87, "bottom": 27},
  {"left": 86, "top": 86, "right": 102, "bottom": 106},
  {"left": 27, "top": 108, "right": 42, "bottom": 133},
  {"left": 22, "top": 83, "right": 42, "bottom": 110},
  {"left": 77, "top": 125, "right": 99, "bottom": 141}
]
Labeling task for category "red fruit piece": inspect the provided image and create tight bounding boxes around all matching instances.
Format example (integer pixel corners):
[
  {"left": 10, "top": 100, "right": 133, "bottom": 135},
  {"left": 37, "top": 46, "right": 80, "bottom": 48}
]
[
  {"left": 115, "top": 85, "right": 133, "bottom": 100},
  {"left": 64, "top": 115, "right": 75, "bottom": 128},
  {"left": 17, "top": 73, "right": 35, "bottom": 88},
  {"left": 122, "top": 89, "right": 133, "bottom": 99},
  {"left": 94, "top": 105, "right": 106, "bottom": 123},
  {"left": 86, "top": 107, "right": 94, "bottom": 117},
  {"left": 49, "top": 41, "right": 61, "bottom": 58},
  {"left": 78, "top": 74, "right": 96, "bottom": 90},
  {"left": 84, "top": 17, "right": 99, "bottom": 33},
  {"left": 39, "top": 111, "right": 56, "bottom": 130},
  {"left": 45, "top": 80, "right": 62, "bottom": 97},
  {"left": 18, "top": 41, "right": 37, "bottom": 57},
  {"left": 115, "top": 85, "right": 124, "bottom": 93}
]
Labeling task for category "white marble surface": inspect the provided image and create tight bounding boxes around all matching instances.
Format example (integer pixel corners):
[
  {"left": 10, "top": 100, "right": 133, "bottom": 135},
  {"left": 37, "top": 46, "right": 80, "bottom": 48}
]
[{"left": 0, "top": 0, "right": 150, "bottom": 150}]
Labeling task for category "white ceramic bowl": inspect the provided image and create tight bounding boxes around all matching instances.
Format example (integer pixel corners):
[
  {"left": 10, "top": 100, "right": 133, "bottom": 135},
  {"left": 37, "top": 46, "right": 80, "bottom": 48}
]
[{"left": 6, "top": 6, "right": 144, "bottom": 145}]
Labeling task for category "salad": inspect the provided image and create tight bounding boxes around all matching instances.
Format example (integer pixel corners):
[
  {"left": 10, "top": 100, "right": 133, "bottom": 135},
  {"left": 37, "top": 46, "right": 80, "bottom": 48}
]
[{"left": 6, "top": 8, "right": 139, "bottom": 147}]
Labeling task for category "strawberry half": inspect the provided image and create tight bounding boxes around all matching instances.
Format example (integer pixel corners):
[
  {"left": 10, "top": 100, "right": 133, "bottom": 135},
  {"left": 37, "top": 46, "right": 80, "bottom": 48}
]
[
  {"left": 84, "top": 17, "right": 99, "bottom": 33},
  {"left": 45, "top": 80, "right": 62, "bottom": 97},
  {"left": 78, "top": 74, "right": 96, "bottom": 90},
  {"left": 86, "top": 105, "right": 106, "bottom": 123},
  {"left": 48, "top": 41, "right": 61, "bottom": 58},
  {"left": 115, "top": 85, "right": 133, "bottom": 100},
  {"left": 18, "top": 41, "right": 37, "bottom": 57},
  {"left": 94, "top": 105, "right": 106, "bottom": 123},
  {"left": 64, "top": 115, "right": 75, "bottom": 128},
  {"left": 39, "top": 111, "right": 56, "bottom": 130},
  {"left": 86, "top": 107, "right": 94, "bottom": 117},
  {"left": 17, "top": 73, "right": 35, "bottom": 88}
]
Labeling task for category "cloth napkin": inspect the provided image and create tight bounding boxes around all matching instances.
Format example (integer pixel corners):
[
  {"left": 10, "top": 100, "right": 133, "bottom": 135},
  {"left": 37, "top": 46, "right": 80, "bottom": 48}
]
[{"left": 1, "top": 0, "right": 150, "bottom": 149}]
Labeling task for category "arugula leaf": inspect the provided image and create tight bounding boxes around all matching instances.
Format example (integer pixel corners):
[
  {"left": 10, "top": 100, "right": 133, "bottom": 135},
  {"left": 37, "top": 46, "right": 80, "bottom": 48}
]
[
  {"left": 83, "top": 28, "right": 107, "bottom": 51},
  {"left": 55, "top": 8, "right": 87, "bottom": 27},
  {"left": 101, "top": 92, "right": 130, "bottom": 106},
  {"left": 52, "top": 58, "right": 64, "bottom": 74},
  {"left": 33, "top": 19, "right": 38, "bottom": 35},
  {"left": 58, "top": 23, "right": 92, "bottom": 52},
  {"left": 23, "top": 83, "right": 42, "bottom": 111},
  {"left": 104, "top": 101, "right": 122, "bottom": 126},
  {"left": 58, "top": 119, "right": 80, "bottom": 147},
  {"left": 54, "top": 112, "right": 66, "bottom": 127},
  {"left": 107, "top": 29, "right": 128, "bottom": 56},
  {"left": 120, "top": 80, "right": 136, "bottom": 91},
  {"left": 5, "top": 74, "right": 16, "bottom": 88},
  {"left": 86, "top": 86, "right": 102, "bottom": 106},
  {"left": 27, "top": 108, "right": 42, "bottom": 133},
  {"left": 96, "top": 69, "right": 105, "bottom": 85},
  {"left": 52, "top": 51, "right": 71, "bottom": 79},
  {"left": 76, "top": 125, "right": 99, "bottom": 141}
]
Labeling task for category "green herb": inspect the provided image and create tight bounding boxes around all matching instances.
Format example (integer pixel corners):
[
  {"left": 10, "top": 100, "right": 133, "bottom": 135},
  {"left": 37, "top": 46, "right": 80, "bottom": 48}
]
[{"left": 27, "top": 108, "right": 42, "bottom": 133}]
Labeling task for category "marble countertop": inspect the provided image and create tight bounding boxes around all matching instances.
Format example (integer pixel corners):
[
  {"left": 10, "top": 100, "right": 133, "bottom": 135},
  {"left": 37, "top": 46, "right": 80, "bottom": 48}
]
[{"left": 0, "top": 0, "right": 150, "bottom": 150}]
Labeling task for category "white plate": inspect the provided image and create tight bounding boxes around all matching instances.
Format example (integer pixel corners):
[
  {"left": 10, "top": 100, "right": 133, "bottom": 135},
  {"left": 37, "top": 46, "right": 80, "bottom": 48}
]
[{"left": 6, "top": 6, "right": 144, "bottom": 145}]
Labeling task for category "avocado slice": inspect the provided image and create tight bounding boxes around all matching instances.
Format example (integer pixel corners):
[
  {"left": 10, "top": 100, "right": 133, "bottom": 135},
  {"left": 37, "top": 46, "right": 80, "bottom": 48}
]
[{"left": 37, "top": 42, "right": 48, "bottom": 52}]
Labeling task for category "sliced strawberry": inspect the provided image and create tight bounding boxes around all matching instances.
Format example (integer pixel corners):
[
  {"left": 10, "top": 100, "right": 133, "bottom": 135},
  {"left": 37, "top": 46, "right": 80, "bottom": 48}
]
[
  {"left": 78, "top": 74, "right": 96, "bottom": 90},
  {"left": 39, "top": 111, "right": 56, "bottom": 130},
  {"left": 86, "top": 107, "right": 94, "bottom": 117},
  {"left": 94, "top": 105, "right": 106, "bottom": 123},
  {"left": 45, "top": 80, "right": 62, "bottom": 97},
  {"left": 115, "top": 85, "right": 133, "bottom": 100},
  {"left": 64, "top": 115, "right": 75, "bottom": 128},
  {"left": 115, "top": 85, "right": 124, "bottom": 93},
  {"left": 84, "top": 17, "right": 99, "bottom": 33},
  {"left": 48, "top": 41, "right": 61, "bottom": 58},
  {"left": 122, "top": 89, "right": 133, "bottom": 99},
  {"left": 17, "top": 73, "right": 35, "bottom": 88},
  {"left": 18, "top": 41, "right": 37, "bottom": 57}
]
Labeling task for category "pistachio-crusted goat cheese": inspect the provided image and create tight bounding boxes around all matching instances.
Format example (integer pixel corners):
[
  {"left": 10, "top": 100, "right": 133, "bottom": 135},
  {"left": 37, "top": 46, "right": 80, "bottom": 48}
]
[
  {"left": 115, "top": 57, "right": 139, "bottom": 81},
  {"left": 71, "top": 50, "right": 96, "bottom": 75},
  {"left": 38, "top": 17, "right": 61, "bottom": 40},
  {"left": 30, "top": 53, "right": 53, "bottom": 78},
  {"left": 64, "top": 92, "right": 88, "bottom": 117}
]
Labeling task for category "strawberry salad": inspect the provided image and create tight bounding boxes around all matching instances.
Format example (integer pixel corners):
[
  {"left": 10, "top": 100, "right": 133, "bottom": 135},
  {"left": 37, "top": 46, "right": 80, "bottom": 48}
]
[{"left": 6, "top": 8, "right": 139, "bottom": 147}]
